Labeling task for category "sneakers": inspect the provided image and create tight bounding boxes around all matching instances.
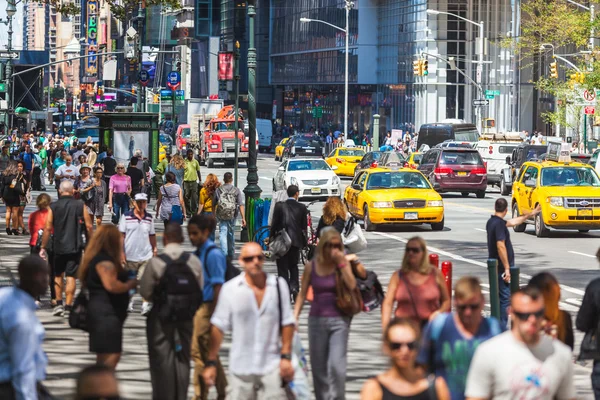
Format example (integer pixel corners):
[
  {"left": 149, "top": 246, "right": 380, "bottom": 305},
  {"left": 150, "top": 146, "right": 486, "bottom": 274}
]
[
  {"left": 141, "top": 302, "right": 152, "bottom": 316},
  {"left": 127, "top": 299, "right": 135, "bottom": 313},
  {"left": 52, "top": 305, "right": 64, "bottom": 317}
]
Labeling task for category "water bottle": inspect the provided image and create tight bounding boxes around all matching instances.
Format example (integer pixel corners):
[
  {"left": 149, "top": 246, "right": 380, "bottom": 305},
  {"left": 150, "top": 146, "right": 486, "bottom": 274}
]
[{"left": 128, "top": 269, "right": 137, "bottom": 296}]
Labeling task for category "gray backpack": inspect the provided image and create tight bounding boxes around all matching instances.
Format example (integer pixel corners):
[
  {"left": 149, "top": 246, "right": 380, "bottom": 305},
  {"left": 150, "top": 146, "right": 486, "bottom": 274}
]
[{"left": 215, "top": 186, "right": 238, "bottom": 221}]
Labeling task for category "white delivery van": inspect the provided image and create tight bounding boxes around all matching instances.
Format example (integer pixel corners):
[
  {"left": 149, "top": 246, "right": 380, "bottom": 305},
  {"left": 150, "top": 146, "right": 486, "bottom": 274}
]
[
  {"left": 476, "top": 133, "right": 523, "bottom": 189},
  {"left": 257, "top": 119, "right": 274, "bottom": 152}
]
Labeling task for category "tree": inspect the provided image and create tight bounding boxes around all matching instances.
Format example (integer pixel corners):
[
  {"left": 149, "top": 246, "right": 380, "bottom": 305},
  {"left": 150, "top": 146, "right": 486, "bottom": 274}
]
[{"left": 32, "top": 0, "right": 180, "bottom": 21}]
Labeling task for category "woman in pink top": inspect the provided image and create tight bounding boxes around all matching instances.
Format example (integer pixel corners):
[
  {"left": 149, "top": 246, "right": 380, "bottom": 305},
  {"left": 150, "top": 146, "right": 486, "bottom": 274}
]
[
  {"left": 381, "top": 237, "right": 450, "bottom": 330},
  {"left": 108, "top": 162, "right": 132, "bottom": 224}
]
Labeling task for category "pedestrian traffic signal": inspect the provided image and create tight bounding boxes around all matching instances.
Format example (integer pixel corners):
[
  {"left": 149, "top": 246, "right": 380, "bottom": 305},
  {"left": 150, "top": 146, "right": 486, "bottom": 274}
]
[
  {"left": 549, "top": 62, "right": 558, "bottom": 79},
  {"left": 422, "top": 60, "right": 429, "bottom": 76},
  {"left": 413, "top": 60, "right": 422, "bottom": 76}
]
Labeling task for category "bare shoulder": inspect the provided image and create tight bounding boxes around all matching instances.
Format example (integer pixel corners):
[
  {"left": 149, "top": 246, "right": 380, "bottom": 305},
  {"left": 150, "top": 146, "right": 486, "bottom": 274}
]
[
  {"left": 97, "top": 260, "right": 116, "bottom": 271},
  {"left": 435, "top": 376, "right": 451, "bottom": 400},
  {"left": 360, "top": 378, "right": 382, "bottom": 400}
]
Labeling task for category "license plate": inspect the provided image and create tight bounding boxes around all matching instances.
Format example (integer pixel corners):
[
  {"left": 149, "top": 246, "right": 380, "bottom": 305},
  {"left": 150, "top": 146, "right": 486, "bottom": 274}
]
[
  {"left": 304, "top": 149, "right": 313, "bottom": 153},
  {"left": 578, "top": 208, "right": 593, "bottom": 216},
  {"left": 405, "top": 212, "right": 418, "bottom": 220},
  {"left": 457, "top": 171, "right": 467, "bottom": 176},
  {"left": 311, "top": 187, "right": 321, "bottom": 194}
]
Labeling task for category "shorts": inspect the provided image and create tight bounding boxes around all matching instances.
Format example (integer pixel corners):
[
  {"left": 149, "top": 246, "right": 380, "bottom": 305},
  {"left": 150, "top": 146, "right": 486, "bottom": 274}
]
[
  {"left": 54, "top": 253, "right": 82, "bottom": 277},
  {"left": 126, "top": 259, "right": 149, "bottom": 280}
]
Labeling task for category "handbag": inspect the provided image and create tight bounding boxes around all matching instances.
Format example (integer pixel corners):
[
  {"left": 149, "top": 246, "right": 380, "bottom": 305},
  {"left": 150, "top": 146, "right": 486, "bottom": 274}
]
[
  {"left": 335, "top": 268, "right": 363, "bottom": 317},
  {"left": 269, "top": 203, "right": 292, "bottom": 259},
  {"left": 579, "top": 320, "right": 600, "bottom": 360},
  {"left": 342, "top": 217, "right": 367, "bottom": 254},
  {"left": 69, "top": 289, "right": 90, "bottom": 332}
]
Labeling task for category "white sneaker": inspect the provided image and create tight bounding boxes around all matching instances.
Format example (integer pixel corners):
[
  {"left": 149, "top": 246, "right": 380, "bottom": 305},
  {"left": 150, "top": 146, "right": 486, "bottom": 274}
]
[
  {"left": 141, "top": 302, "right": 152, "bottom": 316},
  {"left": 52, "top": 305, "right": 64, "bottom": 317},
  {"left": 127, "top": 299, "right": 134, "bottom": 313}
]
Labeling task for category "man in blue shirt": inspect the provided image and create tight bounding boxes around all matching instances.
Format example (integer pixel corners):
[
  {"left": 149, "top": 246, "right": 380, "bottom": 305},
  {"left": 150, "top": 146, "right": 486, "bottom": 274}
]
[
  {"left": 187, "top": 213, "right": 227, "bottom": 400},
  {"left": 417, "top": 276, "right": 501, "bottom": 400},
  {"left": 0, "top": 256, "right": 49, "bottom": 400},
  {"left": 19, "top": 144, "right": 34, "bottom": 177}
]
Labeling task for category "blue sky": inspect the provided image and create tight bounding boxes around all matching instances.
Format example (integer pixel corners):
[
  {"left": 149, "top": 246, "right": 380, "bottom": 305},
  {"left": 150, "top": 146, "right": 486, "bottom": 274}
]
[{"left": 0, "top": 0, "right": 23, "bottom": 50}]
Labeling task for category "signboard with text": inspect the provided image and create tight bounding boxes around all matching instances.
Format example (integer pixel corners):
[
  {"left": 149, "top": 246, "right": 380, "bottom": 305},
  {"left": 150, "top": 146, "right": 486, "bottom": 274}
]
[
  {"left": 85, "top": 0, "right": 98, "bottom": 77},
  {"left": 218, "top": 52, "right": 234, "bottom": 81}
]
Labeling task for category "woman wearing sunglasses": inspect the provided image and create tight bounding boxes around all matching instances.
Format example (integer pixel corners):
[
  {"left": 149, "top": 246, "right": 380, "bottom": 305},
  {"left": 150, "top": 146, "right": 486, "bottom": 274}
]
[
  {"left": 108, "top": 163, "right": 132, "bottom": 223},
  {"left": 360, "top": 318, "right": 450, "bottom": 400},
  {"left": 294, "top": 227, "right": 364, "bottom": 400},
  {"left": 381, "top": 237, "right": 450, "bottom": 330}
]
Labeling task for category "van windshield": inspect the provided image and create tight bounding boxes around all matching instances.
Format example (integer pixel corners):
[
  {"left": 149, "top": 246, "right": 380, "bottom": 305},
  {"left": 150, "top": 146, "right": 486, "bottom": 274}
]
[{"left": 455, "top": 130, "right": 480, "bottom": 142}]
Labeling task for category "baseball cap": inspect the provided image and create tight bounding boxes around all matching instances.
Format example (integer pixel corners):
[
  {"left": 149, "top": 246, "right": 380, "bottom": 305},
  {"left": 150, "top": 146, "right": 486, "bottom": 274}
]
[{"left": 134, "top": 193, "right": 148, "bottom": 201}]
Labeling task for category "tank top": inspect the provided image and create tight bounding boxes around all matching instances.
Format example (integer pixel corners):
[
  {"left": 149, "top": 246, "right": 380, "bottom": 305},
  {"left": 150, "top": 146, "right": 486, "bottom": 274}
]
[
  {"left": 378, "top": 380, "right": 437, "bottom": 400},
  {"left": 309, "top": 262, "right": 341, "bottom": 318},
  {"left": 159, "top": 184, "right": 181, "bottom": 221},
  {"left": 394, "top": 270, "right": 440, "bottom": 325}
]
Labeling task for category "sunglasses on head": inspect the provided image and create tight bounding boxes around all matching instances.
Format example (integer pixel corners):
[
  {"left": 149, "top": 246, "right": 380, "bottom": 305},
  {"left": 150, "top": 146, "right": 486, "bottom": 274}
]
[
  {"left": 513, "top": 308, "right": 545, "bottom": 321},
  {"left": 389, "top": 341, "right": 417, "bottom": 351},
  {"left": 405, "top": 247, "right": 422, "bottom": 254},
  {"left": 457, "top": 303, "right": 481, "bottom": 312},
  {"left": 242, "top": 254, "right": 265, "bottom": 263}
]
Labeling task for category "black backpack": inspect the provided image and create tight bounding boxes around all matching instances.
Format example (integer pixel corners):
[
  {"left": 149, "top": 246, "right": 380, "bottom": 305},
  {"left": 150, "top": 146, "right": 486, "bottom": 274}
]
[
  {"left": 203, "top": 245, "right": 241, "bottom": 282},
  {"left": 355, "top": 270, "right": 385, "bottom": 312},
  {"left": 153, "top": 253, "right": 203, "bottom": 323}
]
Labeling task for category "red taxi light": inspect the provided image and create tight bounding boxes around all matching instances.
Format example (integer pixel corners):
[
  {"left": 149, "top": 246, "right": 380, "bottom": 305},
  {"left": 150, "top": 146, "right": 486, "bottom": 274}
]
[
  {"left": 370, "top": 162, "right": 378, "bottom": 168},
  {"left": 336, "top": 158, "right": 345, "bottom": 163}
]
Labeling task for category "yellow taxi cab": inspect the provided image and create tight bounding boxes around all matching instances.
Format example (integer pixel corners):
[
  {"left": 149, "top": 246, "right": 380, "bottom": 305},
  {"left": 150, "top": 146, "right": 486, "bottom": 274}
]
[
  {"left": 511, "top": 150, "right": 600, "bottom": 237},
  {"left": 325, "top": 147, "right": 366, "bottom": 176},
  {"left": 275, "top": 138, "right": 290, "bottom": 161},
  {"left": 407, "top": 152, "right": 423, "bottom": 169},
  {"left": 344, "top": 167, "right": 444, "bottom": 231}
]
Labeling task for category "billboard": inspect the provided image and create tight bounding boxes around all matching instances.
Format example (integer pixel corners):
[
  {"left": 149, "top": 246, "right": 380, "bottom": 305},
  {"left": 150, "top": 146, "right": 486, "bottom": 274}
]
[
  {"left": 85, "top": 0, "right": 98, "bottom": 77},
  {"left": 218, "top": 52, "right": 234, "bottom": 81}
]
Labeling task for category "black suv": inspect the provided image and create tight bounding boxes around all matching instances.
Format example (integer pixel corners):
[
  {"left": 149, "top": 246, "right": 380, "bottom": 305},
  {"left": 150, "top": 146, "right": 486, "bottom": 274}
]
[
  {"left": 282, "top": 134, "right": 325, "bottom": 160},
  {"left": 500, "top": 144, "right": 547, "bottom": 195}
]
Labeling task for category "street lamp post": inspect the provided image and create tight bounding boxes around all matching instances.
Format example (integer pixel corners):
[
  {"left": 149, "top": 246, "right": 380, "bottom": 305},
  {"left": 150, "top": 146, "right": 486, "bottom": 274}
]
[
  {"left": 300, "top": 0, "right": 353, "bottom": 137},
  {"left": 0, "top": 0, "right": 17, "bottom": 130}
]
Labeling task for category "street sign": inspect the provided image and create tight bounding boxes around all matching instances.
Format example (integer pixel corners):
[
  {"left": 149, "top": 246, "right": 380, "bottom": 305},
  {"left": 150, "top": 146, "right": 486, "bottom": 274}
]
[
  {"left": 485, "top": 90, "right": 501, "bottom": 97},
  {"left": 0, "top": 51, "right": 19, "bottom": 59},
  {"left": 584, "top": 90, "right": 596, "bottom": 102},
  {"left": 585, "top": 106, "right": 595, "bottom": 115},
  {"left": 473, "top": 99, "right": 489, "bottom": 106},
  {"left": 167, "top": 71, "right": 181, "bottom": 90},
  {"left": 0, "top": 83, "right": 5, "bottom": 93},
  {"left": 485, "top": 95, "right": 494, "bottom": 100},
  {"left": 493, "top": 90, "right": 500, "bottom": 96},
  {"left": 138, "top": 70, "right": 149, "bottom": 86},
  {"left": 312, "top": 106, "right": 323, "bottom": 118}
]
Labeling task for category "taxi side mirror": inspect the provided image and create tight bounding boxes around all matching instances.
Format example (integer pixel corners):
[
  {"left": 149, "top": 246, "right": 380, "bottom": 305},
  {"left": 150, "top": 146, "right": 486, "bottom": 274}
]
[
  {"left": 278, "top": 166, "right": 284, "bottom": 171},
  {"left": 525, "top": 179, "right": 536, "bottom": 188},
  {"left": 506, "top": 156, "right": 511, "bottom": 164},
  {"left": 352, "top": 183, "right": 362, "bottom": 191}
]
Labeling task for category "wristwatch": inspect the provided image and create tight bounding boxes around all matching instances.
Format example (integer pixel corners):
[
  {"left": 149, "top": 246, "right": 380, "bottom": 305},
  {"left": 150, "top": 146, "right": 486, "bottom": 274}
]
[
  {"left": 205, "top": 360, "right": 217, "bottom": 367},
  {"left": 280, "top": 353, "right": 292, "bottom": 361}
]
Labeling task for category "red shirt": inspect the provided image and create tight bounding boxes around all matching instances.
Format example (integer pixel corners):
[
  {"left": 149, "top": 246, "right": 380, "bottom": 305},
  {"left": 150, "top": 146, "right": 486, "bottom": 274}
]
[{"left": 28, "top": 209, "right": 49, "bottom": 246}]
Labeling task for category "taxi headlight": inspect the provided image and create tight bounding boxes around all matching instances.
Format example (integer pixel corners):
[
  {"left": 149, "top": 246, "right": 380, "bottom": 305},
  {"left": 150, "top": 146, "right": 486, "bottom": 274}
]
[
  {"left": 371, "top": 201, "right": 393, "bottom": 208},
  {"left": 332, "top": 176, "right": 340, "bottom": 185},
  {"left": 210, "top": 144, "right": 219, "bottom": 149},
  {"left": 428, "top": 200, "right": 444, "bottom": 207},
  {"left": 547, "top": 197, "right": 564, "bottom": 207},
  {"left": 290, "top": 177, "right": 298, "bottom": 186}
]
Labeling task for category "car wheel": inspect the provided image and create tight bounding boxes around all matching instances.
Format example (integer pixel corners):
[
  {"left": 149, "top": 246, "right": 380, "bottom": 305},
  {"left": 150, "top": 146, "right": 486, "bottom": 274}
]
[
  {"left": 476, "top": 190, "right": 486, "bottom": 199},
  {"left": 364, "top": 205, "right": 376, "bottom": 232},
  {"left": 431, "top": 218, "right": 445, "bottom": 231},
  {"left": 579, "top": 229, "right": 590, "bottom": 233},
  {"left": 534, "top": 212, "right": 549, "bottom": 237},
  {"left": 500, "top": 178, "right": 509, "bottom": 196},
  {"left": 207, "top": 158, "right": 214, "bottom": 168},
  {"left": 461, "top": 192, "right": 469, "bottom": 197},
  {"left": 512, "top": 203, "right": 526, "bottom": 233}
]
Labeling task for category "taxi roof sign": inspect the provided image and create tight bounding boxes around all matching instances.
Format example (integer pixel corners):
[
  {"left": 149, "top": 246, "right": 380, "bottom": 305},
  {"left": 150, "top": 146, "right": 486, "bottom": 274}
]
[{"left": 546, "top": 141, "right": 571, "bottom": 163}]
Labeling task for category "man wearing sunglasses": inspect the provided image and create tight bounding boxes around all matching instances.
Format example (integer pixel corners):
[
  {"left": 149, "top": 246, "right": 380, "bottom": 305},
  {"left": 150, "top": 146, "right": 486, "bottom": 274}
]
[
  {"left": 465, "top": 287, "right": 575, "bottom": 400},
  {"left": 203, "top": 242, "right": 295, "bottom": 399},
  {"left": 417, "top": 277, "right": 501, "bottom": 400}
]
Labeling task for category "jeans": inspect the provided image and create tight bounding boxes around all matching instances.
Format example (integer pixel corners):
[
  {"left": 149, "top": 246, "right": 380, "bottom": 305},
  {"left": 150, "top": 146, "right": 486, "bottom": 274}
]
[
  {"left": 308, "top": 316, "right": 351, "bottom": 400},
  {"left": 593, "top": 360, "right": 600, "bottom": 399},
  {"left": 498, "top": 265, "right": 515, "bottom": 330},
  {"left": 184, "top": 181, "right": 199, "bottom": 216},
  {"left": 218, "top": 219, "right": 235, "bottom": 259},
  {"left": 113, "top": 193, "right": 130, "bottom": 222},
  {"left": 201, "top": 212, "right": 215, "bottom": 241}
]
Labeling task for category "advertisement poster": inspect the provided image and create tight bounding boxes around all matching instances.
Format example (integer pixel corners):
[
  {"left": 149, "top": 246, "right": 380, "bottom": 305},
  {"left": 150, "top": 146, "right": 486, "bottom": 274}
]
[{"left": 113, "top": 131, "right": 149, "bottom": 164}]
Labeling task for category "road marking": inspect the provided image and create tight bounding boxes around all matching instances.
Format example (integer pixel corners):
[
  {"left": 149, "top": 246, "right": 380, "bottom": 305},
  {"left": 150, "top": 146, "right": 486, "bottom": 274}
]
[
  {"left": 565, "top": 298, "right": 583, "bottom": 306},
  {"left": 568, "top": 251, "right": 596, "bottom": 258},
  {"left": 371, "top": 231, "right": 587, "bottom": 297},
  {"left": 259, "top": 176, "right": 272, "bottom": 181},
  {"left": 474, "top": 228, "right": 487, "bottom": 232}
]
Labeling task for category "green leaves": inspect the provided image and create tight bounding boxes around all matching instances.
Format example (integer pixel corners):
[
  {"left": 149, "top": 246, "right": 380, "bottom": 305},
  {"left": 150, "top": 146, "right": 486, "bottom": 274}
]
[{"left": 30, "top": 0, "right": 181, "bottom": 21}]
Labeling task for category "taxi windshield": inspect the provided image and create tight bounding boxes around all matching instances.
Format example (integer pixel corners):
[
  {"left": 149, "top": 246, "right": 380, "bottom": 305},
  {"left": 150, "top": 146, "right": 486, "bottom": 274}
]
[
  {"left": 366, "top": 172, "right": 430, "bottom": 190},
  {"left": 288, "top": 160, "right": 330, "bottom": 171},
  {"left": 540, "top": 167, "right": 600, "bottom": 187},
  {"left": 338, "top": 149, "right": 365, "bottom": 157}
]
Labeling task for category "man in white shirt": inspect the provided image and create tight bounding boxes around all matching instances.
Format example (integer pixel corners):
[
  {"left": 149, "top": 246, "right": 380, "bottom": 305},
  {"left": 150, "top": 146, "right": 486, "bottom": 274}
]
[
  {"left": 55, "top": 155, "right": 79, "bottom": 184},
  {"left": 465, "top": 286, "right": 575, "bottom": 400},
  {"left": 203, "top": 242, "right": 295, "bottom": 399}
]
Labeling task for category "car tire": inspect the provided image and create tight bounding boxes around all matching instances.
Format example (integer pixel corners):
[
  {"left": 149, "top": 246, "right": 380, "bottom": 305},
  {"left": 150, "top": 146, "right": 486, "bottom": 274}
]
[
  {"left": 431, "top": 218, "right": 445, "bottom": 231},
  {"left": 461, "top": 192, "right": 470, "bottom": 197},
  {"left": 500, "top": 178, "right": 510, "bottom": 196},
  {"left": 207, "top": 158, "right": 214, "bottom": 168},
  {"left": 579, "top": 229, "right": 590, "bottom": 233},
  {"left": 512, "top": 203, "right": 527, "bottom": 233},
  {"left": 364, "top": 205, "right": 376, "bottom": 232},
  {"left": 535, "top": 212, "right": 549, "bottom": 238},
  {"left": 476, "top": 190, "right": 486, "bottom": 199}
]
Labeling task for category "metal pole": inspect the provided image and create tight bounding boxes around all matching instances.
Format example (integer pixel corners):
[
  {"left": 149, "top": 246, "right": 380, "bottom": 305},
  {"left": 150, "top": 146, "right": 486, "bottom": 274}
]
[
  {"left": 477, "top": 21, "right": 484, "bottom": 133},
  {"left": 5, "top": 16, "right": 13, "bottom": 129},
  {"left": 487, "top": 258, "right": 501, "bottom": 320},
  {"left": 136, "top": 0, "right": 144, "bottom": 112},
  {"left": 172, "top": 89, "right": 175, "bottom": 130},
  {"left": 344, "top": 1, "right": 350, "bottom": 136},
  {"left": 243, "top": 0, "right": 262, "bottom": 204},
  {"left": 233, "top": 41, "right": 240, "bottom": 187}
]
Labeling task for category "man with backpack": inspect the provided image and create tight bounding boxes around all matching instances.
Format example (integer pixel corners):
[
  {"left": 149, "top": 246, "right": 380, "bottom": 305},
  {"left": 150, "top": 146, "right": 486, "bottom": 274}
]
[
  {"left": 140, "top": 223, "right": 204, "bottom": 400},
  {"left": 214, "top": 172, "right": 245, "bottom": 260},
  {"left": 188, "top": 213, "right": 228, "bottom": 400}
]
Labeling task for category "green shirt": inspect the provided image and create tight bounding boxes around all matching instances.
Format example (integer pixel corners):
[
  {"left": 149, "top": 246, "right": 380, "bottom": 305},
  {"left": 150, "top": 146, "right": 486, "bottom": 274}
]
[
  {"left": 184, "top": 158, "right": 201, "bottom": 182},
  {"left": 39, "top": 148, "right": 47, "bottom": 169},
  {"left": 155, "top": 158, "right": 168, "bottom": 174}
]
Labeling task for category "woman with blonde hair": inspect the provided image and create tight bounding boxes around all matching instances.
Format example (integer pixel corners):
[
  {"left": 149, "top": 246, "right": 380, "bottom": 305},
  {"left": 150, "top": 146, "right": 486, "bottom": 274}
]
[
  {"left": 294, "top": 227, "right": 366, "bottom": 400},
  {"left": 167, "top": 154, "right": 185, "bottom": 187},
  {"left": 316, "top": 196, "right": 347, "bottom": 238},
  {"left": 198, "top": 173, "right": 221, "bottom": 240},
  {"left": 79, "top": 225, "right": 137, "bottom": 368},
  {"left": 381, "top": 237, "right": 450, "bottom": 330},
  {"left": 2, "top": 161, "right": 26, "bottom": 235}
]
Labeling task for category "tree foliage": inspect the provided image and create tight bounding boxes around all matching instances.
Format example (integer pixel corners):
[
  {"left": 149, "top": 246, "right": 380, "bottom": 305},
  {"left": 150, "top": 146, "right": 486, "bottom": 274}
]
[{"left": 32, "top": 0, "right": 181, "bottom": 21}]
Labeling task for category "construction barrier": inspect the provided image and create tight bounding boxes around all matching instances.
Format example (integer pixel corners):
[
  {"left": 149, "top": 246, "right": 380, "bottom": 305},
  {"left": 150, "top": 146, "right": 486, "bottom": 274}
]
[
  {"left": 429, "top": 253, "right": 440, "bottom": 269},
  {"left": 441, "top": 261, "right": 453, "bottom": 296},
  {"left": 486, "top": 259, "right": 501, "bottom": 320}
]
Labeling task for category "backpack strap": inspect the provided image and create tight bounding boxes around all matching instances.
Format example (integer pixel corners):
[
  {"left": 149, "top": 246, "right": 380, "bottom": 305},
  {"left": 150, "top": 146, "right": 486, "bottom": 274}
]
[
  {"left": 275, "top": 275, "right": 282, "bottom": 336},
  {"left": 202, "top": 245, "right": 221, "bottom": 279}
]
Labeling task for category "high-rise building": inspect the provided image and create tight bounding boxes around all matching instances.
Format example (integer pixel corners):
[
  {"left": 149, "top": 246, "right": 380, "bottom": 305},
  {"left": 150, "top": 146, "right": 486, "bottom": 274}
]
[{"left": 22, "top": 2, "right": 48, "bottom": 51}]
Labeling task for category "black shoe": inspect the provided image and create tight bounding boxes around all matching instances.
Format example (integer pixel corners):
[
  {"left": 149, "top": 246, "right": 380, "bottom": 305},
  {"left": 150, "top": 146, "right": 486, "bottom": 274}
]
[
  {"left": 11, "top": 229, "right": 19, "bottom": 236},
  {"left": 6, "top": 228, "right": 11, "bottom": 235}
]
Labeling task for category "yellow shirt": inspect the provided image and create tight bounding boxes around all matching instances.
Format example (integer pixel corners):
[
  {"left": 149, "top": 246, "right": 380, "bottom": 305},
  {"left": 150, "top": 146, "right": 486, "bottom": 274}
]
[
  {"left": 184, "top": 158, "right": 201, "bottom": 182},
  {"left": 199, "top": 187, "right": 214, "bottom": 212}
]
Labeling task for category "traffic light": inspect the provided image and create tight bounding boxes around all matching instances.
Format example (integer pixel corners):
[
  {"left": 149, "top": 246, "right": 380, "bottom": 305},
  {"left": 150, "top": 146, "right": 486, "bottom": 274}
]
[
  {"left": 422, "top": 60, "right": 429, "bottom": 76},
  {"left": 413, "top": 60, "right": 422, "bottom": 76},
  {"left": 153, "top": 94, "right": 160, "bottom": 103},
  {"left": 549, "top": 62, "right": 558, "bottom": 79},
  {"left": 569, "top": 72, "right": 585, "bottom": 85},
  {"left": 175, "top": 60, "right": 182, "bottom": 72}
]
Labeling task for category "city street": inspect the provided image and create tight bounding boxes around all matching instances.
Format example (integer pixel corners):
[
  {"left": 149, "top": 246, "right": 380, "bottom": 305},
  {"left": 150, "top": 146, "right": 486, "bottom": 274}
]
[{"left": 0, "top": 154, "right": 596, "bottom": 399}]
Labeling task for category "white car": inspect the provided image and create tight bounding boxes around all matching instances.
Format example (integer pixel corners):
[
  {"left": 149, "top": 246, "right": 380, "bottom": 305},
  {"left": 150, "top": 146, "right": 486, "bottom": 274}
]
[{"left": 273, "top": 158, "right": 341, "bottom": 198}]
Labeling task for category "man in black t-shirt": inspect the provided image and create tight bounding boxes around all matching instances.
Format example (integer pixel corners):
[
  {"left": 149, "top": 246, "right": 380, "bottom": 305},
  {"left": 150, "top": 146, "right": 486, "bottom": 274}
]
[
  {"left": 101, "top": 149, "right": 117, "bottom": 203},
  {"left": 126, "top": 156, "right": 145, "bottom": 196},
  {"left": 486, "top": 198, "right": 540, "bottom": 329}
]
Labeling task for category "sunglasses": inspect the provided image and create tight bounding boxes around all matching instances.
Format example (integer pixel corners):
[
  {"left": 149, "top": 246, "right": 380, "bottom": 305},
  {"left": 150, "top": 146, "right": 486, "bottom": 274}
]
[
  {"left": 389, "top": 341, "right": 417, "bottom": 351},
  {"left": 405, "top": 247, "right": 423, "bottom": 254},
  {"left": 457, "top": 304, "right": 481, "bottom": 312},
  {"left": 117, "top": 167, "right": 124, "bottom": 170},
  {"left": 242, "top": 254, "right": 265, "bottom": 263},
  {"left": 326, "top": 242, "right": 343, "bottom": 250},
  {"left": 513, "top": 308, "right": 545, "bottom": 321}
]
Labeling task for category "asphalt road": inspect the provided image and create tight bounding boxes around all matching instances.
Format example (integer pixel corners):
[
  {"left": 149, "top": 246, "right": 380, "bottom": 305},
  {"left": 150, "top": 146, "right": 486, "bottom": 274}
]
[{"left": 0, "top": 153, "right": 596, "bottom": 399}]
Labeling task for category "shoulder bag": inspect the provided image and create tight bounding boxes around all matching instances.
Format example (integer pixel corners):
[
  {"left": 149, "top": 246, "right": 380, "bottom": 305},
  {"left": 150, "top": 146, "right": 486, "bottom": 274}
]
[
  {"left": 335, "top": 266, "right": 363, "bottom": 317},
  {"left": 161, "top": 185, "right": 184, "bottom": 224},
  {"left": 579, "top": 319, "right": 600, "bottom": 360},
  {"left": 269, "top": 203, "right": 292, "bottom": 259},
  {"left": 69, "top": 288, "right": 90, "bottom": 332},
  {"left": 342, "top": 216, "right": 368, "bottom": 254}
]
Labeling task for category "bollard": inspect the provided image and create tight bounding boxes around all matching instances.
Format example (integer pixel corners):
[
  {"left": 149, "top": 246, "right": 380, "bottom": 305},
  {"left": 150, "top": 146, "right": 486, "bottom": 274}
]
[
  {"left": 510, "top": 266, "right": 520, "bottom": 295},
  {"left": 487, "top": 258, "right": 501, "bottom": 320},
  {"left": 441, "top": 261, "right": 453, "bottom": 296},
  {"left": 429, "top": 253, "right": 439, "bottom": 269}
]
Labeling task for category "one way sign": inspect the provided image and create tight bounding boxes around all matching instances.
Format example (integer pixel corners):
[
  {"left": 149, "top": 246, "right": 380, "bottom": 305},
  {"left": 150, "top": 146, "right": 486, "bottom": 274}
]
[{"left": 473, "top": 99, "right": 489, "bottom": 106}]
